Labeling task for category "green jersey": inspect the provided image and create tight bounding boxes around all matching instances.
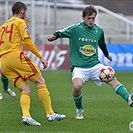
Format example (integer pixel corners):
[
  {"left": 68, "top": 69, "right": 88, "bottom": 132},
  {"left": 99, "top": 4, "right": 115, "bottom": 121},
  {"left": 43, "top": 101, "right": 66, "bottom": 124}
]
[{"left": 54, "top": 22, "right": 108, "bottom": 71}]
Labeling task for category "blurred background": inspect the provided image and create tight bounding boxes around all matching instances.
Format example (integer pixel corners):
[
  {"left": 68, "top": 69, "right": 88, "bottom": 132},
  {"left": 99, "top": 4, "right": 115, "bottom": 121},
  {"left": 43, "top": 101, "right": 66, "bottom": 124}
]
[{"left": 0, "top": 0, "right": 133, "bottom": 70}]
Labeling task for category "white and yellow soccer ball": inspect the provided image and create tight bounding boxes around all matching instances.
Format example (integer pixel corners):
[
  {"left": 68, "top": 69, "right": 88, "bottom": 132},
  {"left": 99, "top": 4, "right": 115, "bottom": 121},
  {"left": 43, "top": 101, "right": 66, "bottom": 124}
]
[{"left": 99, "top": 66, "right": 115, "bottom": 82}]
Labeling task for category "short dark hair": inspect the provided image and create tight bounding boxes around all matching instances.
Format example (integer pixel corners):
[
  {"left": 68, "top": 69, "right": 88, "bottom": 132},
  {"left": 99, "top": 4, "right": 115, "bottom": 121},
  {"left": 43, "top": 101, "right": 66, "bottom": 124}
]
[
  {"left": 82, "top": 5, "right": 97, "bottom": 17},
  {"left": 12, "top": 2, "right": 27, "bottom": 15}
]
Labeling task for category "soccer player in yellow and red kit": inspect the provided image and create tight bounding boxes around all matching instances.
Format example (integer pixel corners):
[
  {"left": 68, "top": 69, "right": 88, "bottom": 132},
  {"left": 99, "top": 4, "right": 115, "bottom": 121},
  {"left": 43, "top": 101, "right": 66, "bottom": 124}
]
[{"left": 0, "top": 2, "right": 65, "bottom": 126}]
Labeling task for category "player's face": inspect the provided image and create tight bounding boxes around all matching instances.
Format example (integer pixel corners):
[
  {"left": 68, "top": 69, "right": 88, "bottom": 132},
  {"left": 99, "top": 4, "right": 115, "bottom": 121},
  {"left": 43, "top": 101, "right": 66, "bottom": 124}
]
[{"left": 83, "top": 13, "right": 96, "bottom": 28}]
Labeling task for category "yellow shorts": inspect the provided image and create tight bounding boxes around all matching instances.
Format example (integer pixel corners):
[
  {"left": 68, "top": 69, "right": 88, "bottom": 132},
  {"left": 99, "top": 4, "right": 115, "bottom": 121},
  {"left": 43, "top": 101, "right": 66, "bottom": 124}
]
[
  {"left": 0, "top": 58, "right": 1, "bottom": 76},
  {"left": 0, "top": 58, "right": 1, "bottom": 69},
  {"left": 1, "top": 51, "right": 41, "bottom": 89}
]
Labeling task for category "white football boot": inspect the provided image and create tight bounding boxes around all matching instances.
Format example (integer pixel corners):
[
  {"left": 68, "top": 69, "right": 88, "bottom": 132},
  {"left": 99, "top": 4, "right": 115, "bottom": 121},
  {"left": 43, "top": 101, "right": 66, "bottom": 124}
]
[
  {"left": 47, "top": 113, "right": 66, "bottom": 122},
  {"left": 128, "top": 94, "right": 133, "bottom": 107},
  {"left": 75, "top": 109, "right": 84, "bottom": 119},
  {"left": 22, "top": 116, "right": 41, "bottom": 126},
  {"left": 4, "top": 88, "right": 16, "bottom": 97}
]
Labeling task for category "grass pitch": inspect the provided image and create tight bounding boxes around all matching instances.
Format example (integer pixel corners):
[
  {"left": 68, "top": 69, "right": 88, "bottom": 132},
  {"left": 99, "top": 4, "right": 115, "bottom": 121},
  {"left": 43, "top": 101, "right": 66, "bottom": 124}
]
[{"left": 0, "top": 70, "right": 133, "bottom": 133}]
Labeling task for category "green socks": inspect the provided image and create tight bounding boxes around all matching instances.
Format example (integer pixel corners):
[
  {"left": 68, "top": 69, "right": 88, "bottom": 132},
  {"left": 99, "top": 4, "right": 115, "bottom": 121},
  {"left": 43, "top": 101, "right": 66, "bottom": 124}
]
[
  {"left": 73, "top": 93, "right": 83, "bottom": 110},
  {"left": 114, "top": 84, "right": 130, "bottom": 102},
  {"left": 72, "top": 84, "right": 129, "bottom": 110},
  {"left": 1, "top": 74, "right": 9, "bottom": 91}
]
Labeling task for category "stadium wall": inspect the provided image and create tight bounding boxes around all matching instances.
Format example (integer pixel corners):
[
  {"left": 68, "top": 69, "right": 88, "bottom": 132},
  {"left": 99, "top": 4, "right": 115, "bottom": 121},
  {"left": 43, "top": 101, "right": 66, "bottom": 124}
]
[{"left": 24, "top": 44, "right": 133, "bottom": 71}]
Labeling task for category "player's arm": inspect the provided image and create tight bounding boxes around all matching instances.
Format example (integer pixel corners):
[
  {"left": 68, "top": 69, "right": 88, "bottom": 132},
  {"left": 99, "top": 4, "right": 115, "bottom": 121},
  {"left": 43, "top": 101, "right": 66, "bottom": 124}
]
[
  {"left": 24, "top": 38, "right": 41, "bottom": 58},
  {"left": 98, "top": 43, "right": 112, "bottom": 61},
  {"left": 24, "top": 38, "right": 48, "bottom": 69},
  {"left": 98, "top": 29, "right": 112, "bottom": 61},
  {"left": 47, "top": 32, "right": 61, "bottom": 41},
  {"left": 47, "top": 31, "right": 70, "bottom": 42},
  {"left": 47, "top": 25, "right": 75, "bottom": 41},
  {"left": 99, "top": 43, "right": 109, "bottom": 57}
]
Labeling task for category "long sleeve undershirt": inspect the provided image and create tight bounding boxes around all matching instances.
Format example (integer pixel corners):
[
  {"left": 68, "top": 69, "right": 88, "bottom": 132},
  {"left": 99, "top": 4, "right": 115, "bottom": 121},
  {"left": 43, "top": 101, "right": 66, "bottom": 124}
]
[
  {"left": 24, "top": 38, "right": 42, "bottom": 58},
  {"left": 98, "top": 43, "right": 109, "bottom": 57}
]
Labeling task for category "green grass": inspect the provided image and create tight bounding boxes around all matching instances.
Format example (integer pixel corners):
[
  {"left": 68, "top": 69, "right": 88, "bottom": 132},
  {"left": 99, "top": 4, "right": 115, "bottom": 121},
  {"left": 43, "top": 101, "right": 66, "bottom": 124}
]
[{"left": 0, "top": 70, "right": 133, "bottom": 133}]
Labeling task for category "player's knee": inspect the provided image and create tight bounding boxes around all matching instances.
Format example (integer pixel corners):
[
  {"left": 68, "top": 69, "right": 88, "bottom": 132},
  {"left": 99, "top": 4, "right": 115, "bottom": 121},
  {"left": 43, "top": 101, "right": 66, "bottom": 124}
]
[
  {"left": 35, "top": 76, "right": 45, "bottom": 86},
  {"left": 72, "top": 78, "right": 83, "bottom": 87},
  {"left": 107, "top": 76, "right": 120, "bottom": 88},
  {"left": 73, "top": 80, "right": 82, "bottom": 90},
  {"left": 73, "top": 84, "right": 82, "bottom": 90},
  {"left": 72, "top": 83, "right": 82, "bottom": 95},
  {"left": 20, "top": 83, "right": 31, "bottom": 95}
]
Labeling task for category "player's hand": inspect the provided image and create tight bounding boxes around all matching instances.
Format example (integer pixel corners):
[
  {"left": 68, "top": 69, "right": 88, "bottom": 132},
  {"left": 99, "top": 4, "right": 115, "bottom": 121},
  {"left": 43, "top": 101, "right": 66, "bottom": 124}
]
[
  {"left": 40, "top": 57, "right": 48, "bottom": 69},
  {"left": 106, "top": 55, "right": 113, "bottom": 61},
  {"left": 47, "top": 35, "right": 56, "bottom": 41}
]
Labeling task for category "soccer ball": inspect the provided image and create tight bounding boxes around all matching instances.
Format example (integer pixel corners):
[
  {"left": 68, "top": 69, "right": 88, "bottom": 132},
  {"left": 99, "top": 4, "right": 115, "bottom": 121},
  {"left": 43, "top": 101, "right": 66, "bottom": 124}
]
[{"left": 99, "top": 66, "right": 115, "bottom": 82}]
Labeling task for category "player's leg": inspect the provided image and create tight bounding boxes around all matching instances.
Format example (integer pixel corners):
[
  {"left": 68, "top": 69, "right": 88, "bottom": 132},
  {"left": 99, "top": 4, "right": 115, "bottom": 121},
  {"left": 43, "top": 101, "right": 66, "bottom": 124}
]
[
  {"left": 18, "top": 52, "right": 65, "bottom": 122},
  {"left": 1, "top": 73, "right": 16, "bottom": 97},
  {"left": 18, "top": 82, "right": 41, "bottom": 126},
  {"left": 33, "top": 75, "right": 54, "bottom": 115},
  {"left": 107, "top": 77, "right": 132, "bottom": 106},
  {"left": 19, "top": 53, "right": 65, "bottom": 122},
  {"left": 72, "top": 78, "right": 84, "bottom": 109},
  {"left": 11, "top": 76, "right": 41, "bottom": 126},
  {"left": 2, "top": 74, "right": 40, "bottom": 125},
  {"left": 72, "top": 78, "right": 84, "bottom": 119},
  {"left": 1, "top": 73, "right": 9, "bottom": 91},
  {"left": 72, "top": 67, "right": 88, "bottom": 119},
  {"left": 1, "top": 52, "right": 41, "bottom": 126},
  {"left": 91, "top": 64, "right": 132, "bottom": 106},
  {"left": 32, "top": 75, "right": 65, "bottom": 122}
]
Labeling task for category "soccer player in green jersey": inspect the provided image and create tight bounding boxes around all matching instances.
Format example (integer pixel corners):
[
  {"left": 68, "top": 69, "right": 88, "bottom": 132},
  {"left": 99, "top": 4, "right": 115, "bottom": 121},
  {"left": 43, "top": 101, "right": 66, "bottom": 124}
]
[{"left": 47, "top": 5, "right": 133, "bottom": 119}]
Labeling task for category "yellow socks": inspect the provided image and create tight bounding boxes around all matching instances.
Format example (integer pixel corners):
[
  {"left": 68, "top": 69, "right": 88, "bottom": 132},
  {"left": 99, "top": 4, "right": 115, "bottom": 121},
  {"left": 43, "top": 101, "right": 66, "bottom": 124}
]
[
  {"left": 20, "top": 85, "right": 54, "bottom": 117},
  {"left": 20, "top": 92, "right": 31, "bottom": 118},
  {"left": 37, "top": 84, "right": 54, "bottom": 115}
]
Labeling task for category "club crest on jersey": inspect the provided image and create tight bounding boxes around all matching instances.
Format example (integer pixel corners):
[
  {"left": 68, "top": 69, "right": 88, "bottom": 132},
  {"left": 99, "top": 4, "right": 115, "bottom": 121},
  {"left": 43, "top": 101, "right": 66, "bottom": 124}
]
[{"left": 79, "top": 45, "right": 96, "bottom": 56}]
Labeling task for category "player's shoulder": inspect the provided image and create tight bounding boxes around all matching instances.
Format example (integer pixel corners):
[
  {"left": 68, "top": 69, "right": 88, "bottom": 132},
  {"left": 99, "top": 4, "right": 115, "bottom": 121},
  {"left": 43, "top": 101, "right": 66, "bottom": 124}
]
[
  {"left": 10, "top": 17, "right": 27, "bottom": 25},
  {"left": 69, "top": 22, "right": 86, "bottom": 31},
  {"left": 15, "top": 17, "right": 25, "bottom": 24},
  {"left": 66, "top": 23, "right": 80, "bottom": 29},
  {"left": 61, "top": 23, "right": 80, "bottom": 32},
  {"left": 8, "top": 17, "right": 21, "bottom": 22},
  {"left": 93, "top": 24, "right": 104, "bottom": 31}
]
